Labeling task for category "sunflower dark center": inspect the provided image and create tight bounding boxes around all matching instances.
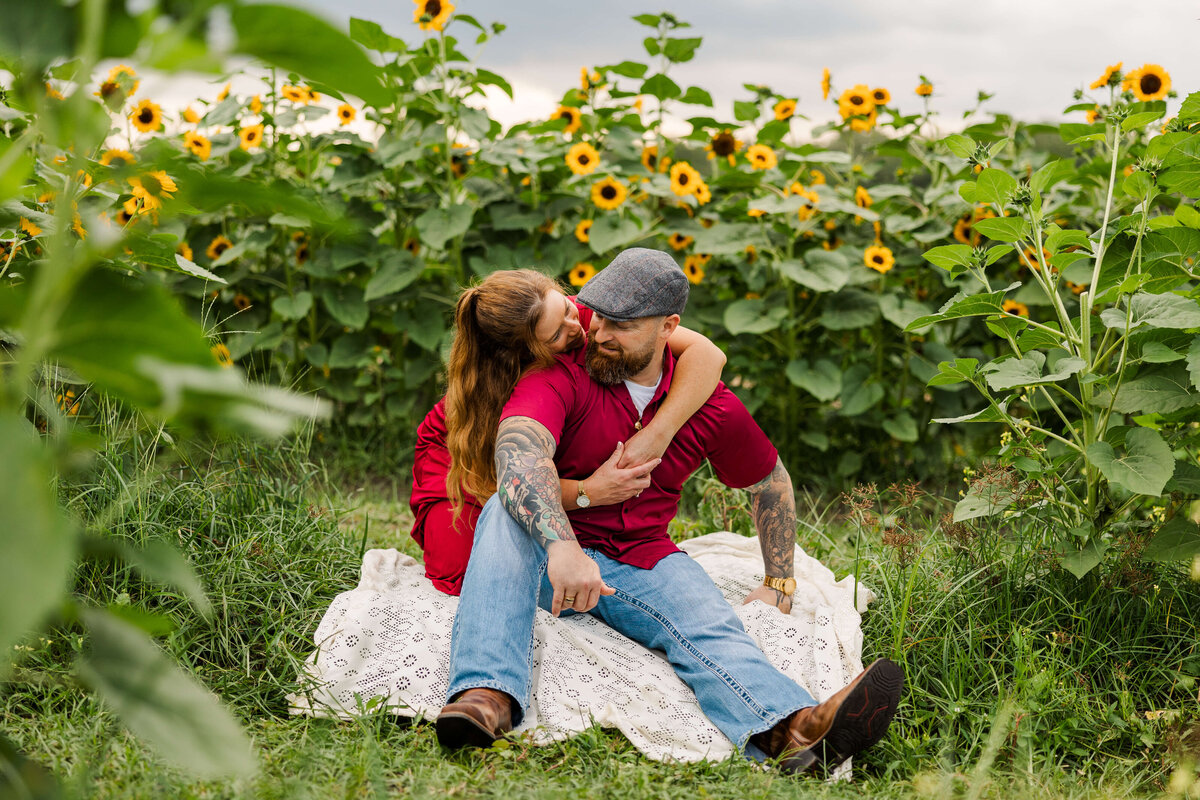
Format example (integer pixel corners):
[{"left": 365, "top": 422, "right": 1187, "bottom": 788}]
[
  {"left": 601, "top": 185, "right": 617, "bottom": 200},
  {"left": 100, "top": 81, "right": 118, "bottom": 98},
  {"left": 138, "top": 108, "right": 154, "bottom": 123},
  {"left": 247, "top": 131, "right": 258, "bottom": 141},
  {"left": 215, "top": 243, "right": 228, "bottom": 254},
  {"left": 1140, "top": 74, "right": 1162, "bottom": 94},
  {"left": 872, "top": 254, "right": 884, "bottom": 264},
  {"left": 712, "top": 133, "right": 736, "bottom": 156},
  {"left": 873, "top": 91, "right": 885, "bottom": 101},
  {"left": 678, "top": 173, "right": 690, "bottom": 186},
  {"left": 425, "top": 0, "right": 442, "bottom": 15},
  {"left": 647, "top": 154, "right": 657, "bottom": 167},
  {"left": 850, "top": 95, "right": 865, "bottom": 106}
]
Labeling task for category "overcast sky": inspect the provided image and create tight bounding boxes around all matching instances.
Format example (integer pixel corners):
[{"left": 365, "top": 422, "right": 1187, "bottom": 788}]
[{"left": 288, "top": 0, "right": 1199, "bottom": 135}]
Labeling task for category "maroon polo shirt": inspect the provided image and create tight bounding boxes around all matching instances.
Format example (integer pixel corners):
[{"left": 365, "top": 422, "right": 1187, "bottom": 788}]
[{"left": 500, "top": 343, "right": 778, "bottom": 569}]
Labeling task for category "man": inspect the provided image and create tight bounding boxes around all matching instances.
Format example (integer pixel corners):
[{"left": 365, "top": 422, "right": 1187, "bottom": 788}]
[{"left": 436, "top": 248, "right": 902, "bottom": 776}]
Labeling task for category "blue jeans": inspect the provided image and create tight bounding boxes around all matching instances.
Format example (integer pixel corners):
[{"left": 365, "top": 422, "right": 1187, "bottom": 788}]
[{"left": 447, "top": 495, "right": 815, "bottom": 755}]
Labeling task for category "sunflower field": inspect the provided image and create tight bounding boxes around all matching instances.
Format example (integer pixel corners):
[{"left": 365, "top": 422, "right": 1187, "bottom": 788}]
[{"left": 3, "top": 1, "right": 1200, "bottom": 795}]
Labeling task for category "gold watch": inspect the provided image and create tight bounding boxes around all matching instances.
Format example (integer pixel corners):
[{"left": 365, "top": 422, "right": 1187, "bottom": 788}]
[
  {"left": 762, "top": 575, "right": 796, "bottom": 596},
  {"left": 576, "top": 480, "right": 591, "bottom": 508}
]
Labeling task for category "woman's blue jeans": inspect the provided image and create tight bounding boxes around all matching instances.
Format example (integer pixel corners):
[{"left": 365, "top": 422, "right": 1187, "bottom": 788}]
[{"left": 446, "top": 495, "right": 815, "bottom": 754}]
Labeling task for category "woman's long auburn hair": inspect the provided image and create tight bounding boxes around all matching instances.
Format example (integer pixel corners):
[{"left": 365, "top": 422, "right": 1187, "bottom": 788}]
[{"left": 445, "top": 269, "right": 563, "bottom": 514}]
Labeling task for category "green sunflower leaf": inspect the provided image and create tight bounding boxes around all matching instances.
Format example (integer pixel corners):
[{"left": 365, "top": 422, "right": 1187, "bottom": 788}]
[
  {"left": 926, "top": 358, "right": 979, "bottom": 388},
  {"left": 1098, "top": 292, "right": 1200, "bottom": 332},
  {"left": 921, "top": 244, "right": 974, "bottom": 270},
  {"left": 640, "top": 73, "right": 681, "bottom": 101},
  {"left": 1160, "top": 136, "right": 1200, "bottom": 198},
  {"left": 232, "top": 5, "right": 388, "bottom": 107},
  {"left": 942, "top": 134, "right": 975, "bottom": 159},
  {"left": 415, "top": 203, "right": 474, "bottom": 250},
  {"left": 839, "top": 364, "right": 883, "bottom": 416},
  {"left": 975, "top": 168, "right": 1017, "bottom": 206},
  {"left": 932, "top": 403, "right": 1007, "bottom": 423},
  {"left": 1122, "top": 110, "right": 1165, "bottom": 132},
  {"left": 272, "top": 291, "right": 313, "bottom": 321},
  {"left": 587, "top": 215, "right": 643, "bottom": 254},
  {"left": 785, "top": 359, "right": 842, "bottom": 402},
  {"left": 348, "top": 18, "right": 406, "bottom": 53},
  {"left": 1031, "top": 159, "right": 1076, "bottom": 192},
  {"left": 679, "top": 86, "right": 713, "bottom": 106},
  {"left": 1087, "top": 428, "right": 1175, "bottom": 496},
  {"left": 882, "top": 413, "right": 919, "bottom": 442},
  {"left": 905, "top": 283, "right": 1020, "bottom": 331},
  {"left": 606, "top": 61, "right": 648, "bottom": 79},
  {"left": 1144, "top": 516, "right": 1200, "bottom": 561},
  {"left": 724, "top": 299, "right": 787, "bottom": 335},
  {"left": 663, "top": 37, "right": 703, "bottom": 63},
  {"left": 1188, "top": 335, "right": 1200, "bottom": 391},
  {"left": 1089, "top": 365, "right": 1200, "bottom": 415},
  {"left": 364, "top": 252, "right": 424, "bottom": 301},
  {"left": 971, "top": 217, "right": 1029, "bottom": 242}
]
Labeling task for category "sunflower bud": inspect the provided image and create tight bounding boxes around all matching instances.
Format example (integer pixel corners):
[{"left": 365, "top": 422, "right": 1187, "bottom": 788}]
[
  {"left": 1106, "top": 105, "right": 1130, "bottom": 125},
  {"left": 1009, "top": 183, "right": 1033, "bottom": 208},
  {"left": 1135, "top": 156, "right": 1163, "bottom": 180}
]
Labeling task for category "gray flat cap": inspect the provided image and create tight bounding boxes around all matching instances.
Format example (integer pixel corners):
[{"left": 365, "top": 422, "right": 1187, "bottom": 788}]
[{"left": 577, "top": 247, "right": 689, "bottom": 322}]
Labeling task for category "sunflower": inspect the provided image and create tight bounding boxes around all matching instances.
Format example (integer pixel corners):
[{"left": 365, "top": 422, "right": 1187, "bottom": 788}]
[
  {"left": 553, "top": 106, "right": 582, "bottom": 135},
  {"left": 56, "top": 389, "right": 81, "bottom": 416},
  {"left": 1089, "top": 62, "right": 1123, "bottom": 90},
  {"left": 129, "top": 99, "right": 162, "bottom": 133},
  {"left": 871, "top": 87, "right": 891, "bottom": 105},
  {"left": 569, "top": 262, "right": 596, "bottom": 287},
  {"left": 746, "top": 144, "right": 776, "bottom": 171},
  {"left": 177, "top": 241, "right": 193, "bottom": 262},
  {"left": 575, "top": 219, "right": 592, "bottom": 243},
  {"left": 404, "top": 238, "right": 420, "bottom": 255},
  {"left": 100, "top": 148, "right": 135, "bottom": 168},
  {"left": 796, "top": 188, "right": 820, "bottom": 221},
  {"left": 1021, "top": 246, "right": 1053, "bottom": 272},
  {"left": 1124, "top": 64, "right": 1171, "bottom": 102},
  {"left": 107, "top": 63, "right": 139, "bottom": 94},
  {"left": 579, "top": 67, "right": 603, "bottom": 91},
  {"left": 669, "top": 161, "right": 702, "bottom": 196},
  {"left": 864, "top": 245, "right": 894, "bottom": 274},
  {"left": 181, "top": 106, "right": 200, "bottom": 124},
  {"left": 821, "top": 67, "right": 831, "bottom": 100},
  {"left": 128, "top": 171, "right": 177, "bottom": 212},
  {"left": 786, "top": 181, "right": 805, "bottom": 196},
  {"left": 747, "top": 208, "right": 766, "bottom": 218},
  {"left": 591, "top": 176, "right": 627, "bottom": 210},
  {"left": 239, "top": 124, "right": 265, "bottom": 150},
  {"left": 838, "top": 85, "right": 875, "bottom": 119},
  {"left": 72, "top": 213, "right": 86, "bottom": 239},
  {"left": 641, "top": 144, "right": 666, "bottom": 173},
  {"left": 295, "top": 239, "right": 310, "bottom": 265},
  {"left": 305, "top": 87, "right": 321, "bottom": 103},
  {"left": 694, "top": 181, "right": 712, "bottom": 206},
  {"left": 773, "top": 99, "right": 796, "bottom": 121},
  {"left": 19, "top": 217, "right": 41, "bottom": 237},
  {"left": 849, "top": 108, "right": 878, "bottom": 133},
  {"left": 744, "top": 245, "right": 758, "bottom": 263},
  {"left": 207, "top": 235, "right": 233, "bottom": 261},
  {"left": 915, "top": 82, "right": 933, "bottom": 97},
  {"left": 854, "top": 185, "right": 873, "bottom": 209},
  {"left": 952, "top": 214, "right": 974, "bottom": 245},
  {"left": 706, "top": 130, "right": 743, "bottom": 166},
  {"left": 668, "top": 232, "right": 694, "bottom": 251},
  {"left": 233, "top": 293, "right": 252, "bottom": 311},
  {"left": 1001, "top": 300, "right": 1029, "bottom": 317},
  {"left": 211, "top": 343, "right": 234, "bottom": 368},
  {"left": 566, "top": 142, "right": 600, "bottom": 175},
  {"left": 281, "top": 84, "right": 309, "bottom": 103},
  {"left": 217, "top": 83, "right": 231, "bottom": 102},
  {"left": 337, "top": 104, "right": 356, "bottom": 126},
  {"left": 1086, "top": 106, "right": 1100, "bottom": 124},
  {"left": 1066, "top": 281, "right": 1088, "bottom": 296},
  {"left": 249, "top": 95, "right": 263, "bottom": 114},
  {"left": 413, "top": 0, "right": 455, "bottom": 31},
  {"left": 683, "top": 254, "right": 706, "bottom": 284},
  {"left": 806, "top": 170, "right": 825, "bottom": 187},
  {"left": 184, "top": 132, "right": 212, "bottom": 161}
]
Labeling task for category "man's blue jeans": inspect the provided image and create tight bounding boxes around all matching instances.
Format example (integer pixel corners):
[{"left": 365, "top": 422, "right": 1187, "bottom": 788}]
[{"left": 446, "top": 495, "right": 816, "bottom": 754}]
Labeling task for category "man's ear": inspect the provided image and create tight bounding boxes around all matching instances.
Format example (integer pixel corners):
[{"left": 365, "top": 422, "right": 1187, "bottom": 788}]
[{"left": 660, "top": 314, "right": 681, "bottom": 339}]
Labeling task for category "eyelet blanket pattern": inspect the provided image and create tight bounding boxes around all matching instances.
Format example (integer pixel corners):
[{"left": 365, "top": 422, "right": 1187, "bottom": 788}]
[{"left": 288, "top": 532, "right": 875, "bottom": 777}]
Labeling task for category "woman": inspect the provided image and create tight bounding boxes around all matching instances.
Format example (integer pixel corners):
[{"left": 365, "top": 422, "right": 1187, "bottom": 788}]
[{"left": 411, "top": 268, "right": 726, "bottom": 595}]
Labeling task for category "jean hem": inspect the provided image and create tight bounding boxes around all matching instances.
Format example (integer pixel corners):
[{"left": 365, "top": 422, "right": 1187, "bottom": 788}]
[
  {"left": 737, "top": 697, "right": 816, "bottom": 757},
  {"left": 445, "top": 680, "right": 529, "bottom": 728}
]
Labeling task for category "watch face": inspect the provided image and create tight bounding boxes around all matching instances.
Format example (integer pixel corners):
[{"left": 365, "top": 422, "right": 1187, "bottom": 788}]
[
  {"left": 577, "top": 495, "right": 590, "bottom": 508},
  {"left": 784, "top": 577, "right": 796, "bottom": 595}
]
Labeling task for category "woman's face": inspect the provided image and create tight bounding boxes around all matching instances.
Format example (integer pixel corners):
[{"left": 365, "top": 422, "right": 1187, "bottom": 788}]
[{"left": 534, "top": 289, "right": 586, "bottom": 353}]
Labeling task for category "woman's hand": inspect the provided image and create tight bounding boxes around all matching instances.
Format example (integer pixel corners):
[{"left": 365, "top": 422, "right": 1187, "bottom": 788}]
[
  {"left": 616, "top": 425, "right": 670, "bottom": 469},
  {"left": 585, "top": 442, "right": 659, "bottom": 505}
]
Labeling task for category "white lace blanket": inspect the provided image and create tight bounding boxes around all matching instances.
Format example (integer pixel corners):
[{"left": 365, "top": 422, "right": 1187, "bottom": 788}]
[{"left": 289, "top": 532, "right": 874, "bottom": 770}]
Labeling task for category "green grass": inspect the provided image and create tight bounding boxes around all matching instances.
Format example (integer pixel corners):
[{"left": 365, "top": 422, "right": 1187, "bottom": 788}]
[{"left": 2, "top": 427, "right": 1199, "bottom": 799}]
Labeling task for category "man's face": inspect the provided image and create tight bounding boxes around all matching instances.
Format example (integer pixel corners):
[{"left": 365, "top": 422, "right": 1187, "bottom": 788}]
[{"left": 584, "top": 313, "right": 659, "bottom": 385}]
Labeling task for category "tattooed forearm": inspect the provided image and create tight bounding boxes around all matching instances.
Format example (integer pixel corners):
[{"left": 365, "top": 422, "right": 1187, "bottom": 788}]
[
  {"left": 495, "top": 416, "right": 577, "bottom": 550},
  {"left": 745, "top": 456, "right": 796, "bottom": 600}
]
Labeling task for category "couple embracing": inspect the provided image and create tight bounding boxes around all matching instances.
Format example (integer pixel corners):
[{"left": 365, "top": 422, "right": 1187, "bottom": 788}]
[{"left": 409, "top": 247, "right": 903, "bottom": 777}]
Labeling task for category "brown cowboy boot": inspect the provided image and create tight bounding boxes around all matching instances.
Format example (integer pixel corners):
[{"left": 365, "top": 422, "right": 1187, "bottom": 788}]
[
  {"left": 751, "top": 658, "right": 904, "bottom": 776},
  {"left": 435, "top": 688, "right": 514, "bottom": 749}
]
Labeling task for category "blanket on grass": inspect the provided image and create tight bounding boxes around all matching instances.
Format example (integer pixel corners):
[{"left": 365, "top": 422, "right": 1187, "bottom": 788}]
[{"left": 288, "top": 532, "right": 873, "bottom": 776}]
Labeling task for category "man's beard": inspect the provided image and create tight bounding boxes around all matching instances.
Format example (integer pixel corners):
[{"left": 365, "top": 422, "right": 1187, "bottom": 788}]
[{"left": 585, "top": 338, "right": 656, "bottom": 385}]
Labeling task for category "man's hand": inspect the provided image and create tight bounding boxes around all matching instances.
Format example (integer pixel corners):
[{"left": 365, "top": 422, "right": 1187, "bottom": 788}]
[
  {"left": 742, "top": 584, "right": 793, "bottom": 615},
  {"left": 586, "top": 442, "right": 659, "bottom": 505},
  {"left": 547, "top": 541, "right": 615, "bottom": 615}
]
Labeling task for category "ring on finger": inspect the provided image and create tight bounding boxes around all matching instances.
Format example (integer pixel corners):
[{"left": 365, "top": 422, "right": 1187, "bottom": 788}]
[{"left": 563, "top": 595, "right": 576, "bottom": 604}]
